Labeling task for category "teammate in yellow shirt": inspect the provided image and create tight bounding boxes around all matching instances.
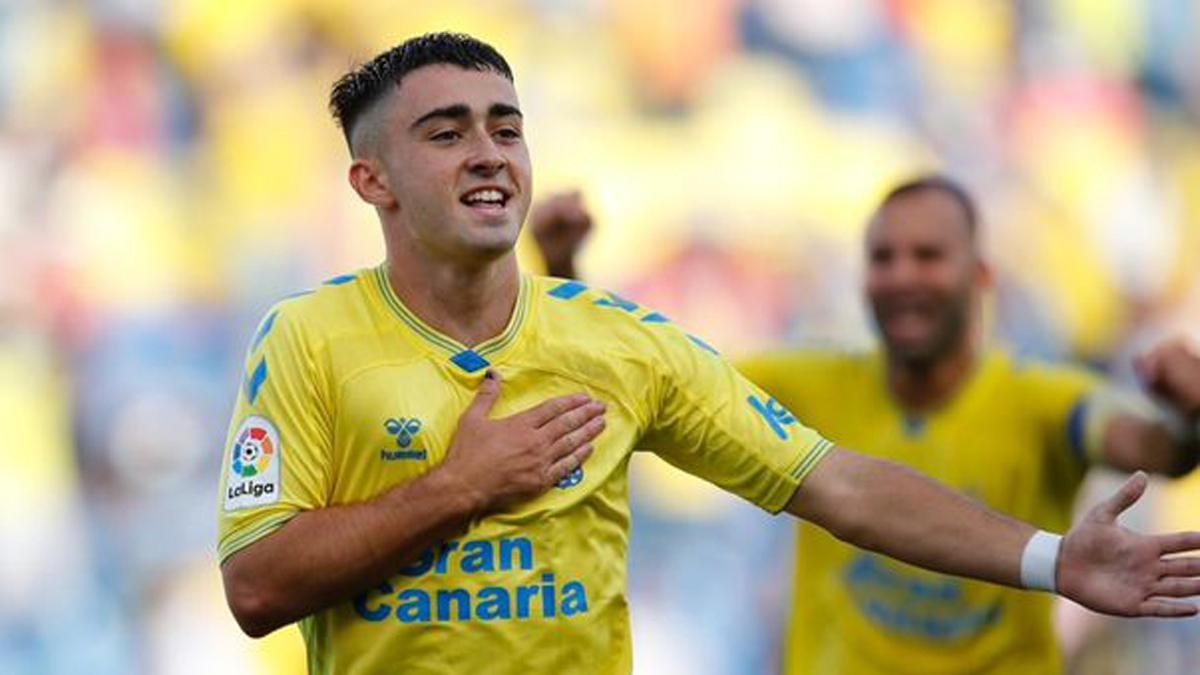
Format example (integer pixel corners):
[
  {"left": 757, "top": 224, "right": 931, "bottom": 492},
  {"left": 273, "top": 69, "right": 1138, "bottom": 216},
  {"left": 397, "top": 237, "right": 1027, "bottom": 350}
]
[
  {"left": 218, "top": 34, "right": 1200, "bottom": 675},
  {"left": 534, "top": 177, "right": 1200, "bottom": 673},
  {"left": 739, "top": 178, "right": 1200, "bottom": 675},
  {"left": 740, "top": 350, "right": 1131, "bottom": 675}
]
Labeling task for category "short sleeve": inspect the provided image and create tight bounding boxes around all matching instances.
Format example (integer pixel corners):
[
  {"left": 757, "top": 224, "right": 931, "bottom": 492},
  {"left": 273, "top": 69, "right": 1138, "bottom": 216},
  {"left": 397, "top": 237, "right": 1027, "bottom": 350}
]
[
  {"left": 734, "top": 351, "right": 794, "bottom": 402},
  {"left": 216, "top": 304, "right": 334, "bottom": 563},
  {"left": 638, "top": 330, "right": 834, "bottom": 513},
  {"left": 1019, "top": 363, "right": 1103, "bottom": 463},
  {"left": 1014, "top": 362, "right": 1103, "bottom": 505}
]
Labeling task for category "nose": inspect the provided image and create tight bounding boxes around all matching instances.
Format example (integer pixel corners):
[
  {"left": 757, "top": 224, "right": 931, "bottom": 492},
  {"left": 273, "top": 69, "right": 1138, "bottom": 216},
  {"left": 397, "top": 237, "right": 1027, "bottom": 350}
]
[
  {"left": 467, "top": 134, "right": 506, "bottom": 176},
  {"left": 889, "top": 255, "right": 919, "bottom": 285},
  {"left": 868, "top": 254, "right": 917, "bottom": 294}
]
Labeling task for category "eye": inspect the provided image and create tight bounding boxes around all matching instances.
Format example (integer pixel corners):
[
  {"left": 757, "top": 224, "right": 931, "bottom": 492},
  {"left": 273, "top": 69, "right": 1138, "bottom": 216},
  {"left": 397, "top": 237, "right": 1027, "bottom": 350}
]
[
  {"left": 914, "top": 246, "right": 944, "bottom": 262},
  {"left": 494, "top": 127, "right": 522, "bottom": 142},
  {"left": 430, "top": 129, "right": 461, "bottom": 142}
]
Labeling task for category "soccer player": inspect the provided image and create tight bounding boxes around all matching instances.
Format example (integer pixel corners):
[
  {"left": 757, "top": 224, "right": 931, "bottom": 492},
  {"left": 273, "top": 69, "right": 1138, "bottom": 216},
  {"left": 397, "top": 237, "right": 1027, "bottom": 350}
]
[
  {"left": 534, "top": 176, "right": 1200, "bottom": 673},
  {"left": 218, "top": 34, "right": 1200, "bottom": 674}
]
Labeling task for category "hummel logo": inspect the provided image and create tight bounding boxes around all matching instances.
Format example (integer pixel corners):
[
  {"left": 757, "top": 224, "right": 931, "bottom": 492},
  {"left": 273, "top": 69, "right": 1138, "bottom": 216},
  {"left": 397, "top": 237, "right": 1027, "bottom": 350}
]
[
  {"left": 382, "top": 417, "right": 427, "bottom": 461},
  {"left": 385, "top": 418, "right": 422, "bottom": 447}
]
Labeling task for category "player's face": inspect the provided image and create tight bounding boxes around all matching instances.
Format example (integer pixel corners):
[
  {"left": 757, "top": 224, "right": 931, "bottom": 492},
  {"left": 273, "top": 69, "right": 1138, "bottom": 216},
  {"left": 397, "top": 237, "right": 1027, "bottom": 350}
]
[
  {"left": 375, "top": 65, "right": 532, "bottom": 263},
  {"left": 864, "top": 190, "right": 981, "bottom": 366}
]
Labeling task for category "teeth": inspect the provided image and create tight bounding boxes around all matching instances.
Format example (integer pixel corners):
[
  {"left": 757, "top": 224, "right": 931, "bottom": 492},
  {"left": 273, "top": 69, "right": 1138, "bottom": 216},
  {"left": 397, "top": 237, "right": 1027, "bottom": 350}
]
[{"left": 465, "top": 189, "right": 504, "bottom": 204}]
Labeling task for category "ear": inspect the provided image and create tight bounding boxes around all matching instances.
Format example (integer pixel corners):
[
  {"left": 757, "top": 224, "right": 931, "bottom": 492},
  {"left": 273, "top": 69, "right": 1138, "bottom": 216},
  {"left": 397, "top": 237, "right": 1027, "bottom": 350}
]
[{"left": 348, "top": 158, "right": 397, "bottom": 209}]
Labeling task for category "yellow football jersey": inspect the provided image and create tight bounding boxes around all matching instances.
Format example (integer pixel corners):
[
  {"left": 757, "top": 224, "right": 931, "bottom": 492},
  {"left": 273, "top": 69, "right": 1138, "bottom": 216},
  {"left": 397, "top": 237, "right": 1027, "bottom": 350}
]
[
  {"left": 217, "top": 267, "right": 833, "bottom": 675},
  {"left": 737, "top": 349, "right": 1100, "bottom": 675}
]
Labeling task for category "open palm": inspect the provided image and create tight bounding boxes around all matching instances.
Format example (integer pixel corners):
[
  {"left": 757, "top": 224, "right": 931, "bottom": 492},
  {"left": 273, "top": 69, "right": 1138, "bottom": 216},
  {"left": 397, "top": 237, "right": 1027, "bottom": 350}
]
[{"left": 1058, "top": 472, "right": 1200, "bottom": 617}]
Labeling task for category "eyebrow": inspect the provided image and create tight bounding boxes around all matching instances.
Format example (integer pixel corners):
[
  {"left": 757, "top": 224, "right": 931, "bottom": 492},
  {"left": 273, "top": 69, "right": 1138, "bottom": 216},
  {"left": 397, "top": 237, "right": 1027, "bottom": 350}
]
[{"left": 410, "top": 103, "right": 523, "bottom": 130}]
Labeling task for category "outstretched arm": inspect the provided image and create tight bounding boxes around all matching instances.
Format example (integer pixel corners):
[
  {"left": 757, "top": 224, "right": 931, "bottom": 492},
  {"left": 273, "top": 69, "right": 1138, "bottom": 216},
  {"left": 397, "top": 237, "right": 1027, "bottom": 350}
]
[{"left": 788, "top": 446, "right": 1200, "bottom": 617}]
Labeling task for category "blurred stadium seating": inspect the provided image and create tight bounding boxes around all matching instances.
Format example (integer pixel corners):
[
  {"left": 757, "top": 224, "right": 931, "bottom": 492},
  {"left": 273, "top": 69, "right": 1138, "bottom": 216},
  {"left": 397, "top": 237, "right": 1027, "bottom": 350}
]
[{"left": 1, "top": 1, "right": 1197, "bottom": 673}]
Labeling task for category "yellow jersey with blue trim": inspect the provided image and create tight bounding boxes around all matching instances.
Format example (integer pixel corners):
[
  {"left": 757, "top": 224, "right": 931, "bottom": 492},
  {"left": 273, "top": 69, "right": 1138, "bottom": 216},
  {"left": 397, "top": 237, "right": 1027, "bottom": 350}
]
[
  {"left": 216, "top": 267, "right": 833, "bottom": 675},
  {"left": 736, "top": 349, "right": 1100, "bottom": 675}
]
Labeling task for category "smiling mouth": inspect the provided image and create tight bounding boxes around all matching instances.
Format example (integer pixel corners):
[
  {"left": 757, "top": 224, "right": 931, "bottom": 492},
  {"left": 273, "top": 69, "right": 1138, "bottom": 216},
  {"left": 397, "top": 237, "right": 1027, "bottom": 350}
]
[
  {"left": 460, "top": 188, "right": 510, "bottom": 211},
  {"left": 887, "top": 312, "right": 932, "bottom": 335},
  {"left": 878, "top": 302, "right": 938, "bottom": 337}
]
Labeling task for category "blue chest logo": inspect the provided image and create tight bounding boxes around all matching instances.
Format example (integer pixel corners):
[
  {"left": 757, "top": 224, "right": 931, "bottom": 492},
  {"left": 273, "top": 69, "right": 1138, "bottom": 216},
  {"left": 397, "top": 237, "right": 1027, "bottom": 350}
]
[
  {"left": 382, "top": 418, "right": 428, "bottom": 461},
  {"left": 556, "top": 467, "right": 584, "bottom": 489}
]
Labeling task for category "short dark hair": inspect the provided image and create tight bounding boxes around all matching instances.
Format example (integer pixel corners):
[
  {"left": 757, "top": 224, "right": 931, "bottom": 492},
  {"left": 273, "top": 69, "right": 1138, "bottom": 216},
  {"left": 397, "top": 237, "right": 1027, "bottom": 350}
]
[
  {"left": 880, "top": 175, "right": 979, "bottom": 238},
  {"left": 329, "top": 32, "right": 514, "bottom": 149}
]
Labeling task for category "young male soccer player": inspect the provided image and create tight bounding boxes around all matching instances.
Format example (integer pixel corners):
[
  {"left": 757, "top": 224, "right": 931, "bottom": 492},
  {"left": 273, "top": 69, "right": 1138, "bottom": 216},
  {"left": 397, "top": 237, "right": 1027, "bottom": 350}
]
[
  {"left": 218, "top": 34, "right": 1200, "bottom": 674},
  {"left": 534, "top": 177, "right": 1200, "bottom": 673}
]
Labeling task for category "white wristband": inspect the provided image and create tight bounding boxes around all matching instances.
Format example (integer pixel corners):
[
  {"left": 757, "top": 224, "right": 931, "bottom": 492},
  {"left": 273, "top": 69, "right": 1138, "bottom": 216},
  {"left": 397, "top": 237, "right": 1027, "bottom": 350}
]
[{"left": 1020, "top": 530, "right": 1062, "bottom": 593}]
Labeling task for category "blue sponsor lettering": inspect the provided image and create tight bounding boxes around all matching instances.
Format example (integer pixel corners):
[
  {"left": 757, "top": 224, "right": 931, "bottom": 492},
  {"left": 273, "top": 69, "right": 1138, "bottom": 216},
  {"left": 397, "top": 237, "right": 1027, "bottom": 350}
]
[
  {"left": 353, "top": 581, "right": 394, "bottom": 622},
  {"left": 353, "top": 580, "right": 591, "bottom": 624},
  {"left": 352, "top": 536, "right": 590, "bottom": 624},
  {"left": 397, "top": 589, "right": 431, "bottom": 623},
  {"left": 515, "top": 585, "right": 539, "bottom": 619},
  {"left": 437, "top": 589, "right": 472, "bottom": 621},
  {"left": 843, "top": 553, "right": 1001, "bottom": 641},
  {"left": 477, "top": 587, "right": 511, "bottom": 621},
  {"left": 541, "top": 573, "right": 557, "bottom": 618},
  {"left": 435, "top": 541, "right": 459, "bottom": 574},
  {"left": 562, "top": 582, "right": 589, "bottom": 616},
  {"left": 460, "top": 540, "right": 494, "bottom": 573},
  {"left": 499, "top": 537, "right": 533, "bottom": 571}
]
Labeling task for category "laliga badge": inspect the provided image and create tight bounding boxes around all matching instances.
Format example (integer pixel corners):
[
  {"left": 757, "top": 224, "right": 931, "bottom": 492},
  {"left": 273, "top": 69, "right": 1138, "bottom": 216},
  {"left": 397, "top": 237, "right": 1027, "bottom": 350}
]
[{"left": 224, "top": 415, "right": 282, "bottom": 511}]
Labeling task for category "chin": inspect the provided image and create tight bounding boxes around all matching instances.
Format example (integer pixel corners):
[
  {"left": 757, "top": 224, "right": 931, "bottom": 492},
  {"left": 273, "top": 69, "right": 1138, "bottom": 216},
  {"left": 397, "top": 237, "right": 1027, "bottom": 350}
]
[{"left": 464, "top": 235, "right": 519, "bottom": 260}]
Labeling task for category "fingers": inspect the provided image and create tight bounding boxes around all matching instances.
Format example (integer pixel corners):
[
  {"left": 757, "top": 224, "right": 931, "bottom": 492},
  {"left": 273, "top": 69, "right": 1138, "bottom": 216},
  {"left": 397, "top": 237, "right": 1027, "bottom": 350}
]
[
  {"left": 1149, "top": 576, "right": 1200, "bottom": 598},
  {"left": 546, "top": 442, "right": 595, "bottom": 486},
  {"left": 1160, "top": 554, "right": 1200, "bottom": 576},
  {"left": 1157, "top": 532, "right": 1200, "bottom": 555},
  {"left": 1094, "top": 471, "right": 1149, "bottom": 522},
  {"left": 540, "top": 405, "right": 605, "bottom": 486},
  {"left": 521, "top": 392, "right": 594, "bottom": 427},
  {"left": 1136, "top": 598, "right": 1198, "bottom": 618},
  {"left": 464, "top": 370, "right": 503, "bottom": 419},
  {"left": 536, "top": 398, "right": 605, "bottom": 437},
  {"left": 547, "top": 413, "right": 606, "bottom": 459}
]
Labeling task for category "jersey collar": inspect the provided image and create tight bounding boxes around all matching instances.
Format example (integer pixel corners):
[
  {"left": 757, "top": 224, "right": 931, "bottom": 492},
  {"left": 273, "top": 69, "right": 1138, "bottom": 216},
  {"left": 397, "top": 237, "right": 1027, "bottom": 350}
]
[
  {"left": 873, "top": 348, "right": 1003, "bottom": 424},
  {"left": 372, "top": 264, "right": 532, "bottom": 372}
]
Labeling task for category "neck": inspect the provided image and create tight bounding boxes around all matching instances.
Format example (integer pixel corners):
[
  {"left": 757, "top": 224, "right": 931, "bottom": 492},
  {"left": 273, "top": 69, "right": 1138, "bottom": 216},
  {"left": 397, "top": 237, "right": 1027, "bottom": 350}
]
[
  {"left": 885, "top": 335, "right": 979, "bottom": 414},
  {"left": 384, "top": 246, "right": 520, "bottom": 348}
]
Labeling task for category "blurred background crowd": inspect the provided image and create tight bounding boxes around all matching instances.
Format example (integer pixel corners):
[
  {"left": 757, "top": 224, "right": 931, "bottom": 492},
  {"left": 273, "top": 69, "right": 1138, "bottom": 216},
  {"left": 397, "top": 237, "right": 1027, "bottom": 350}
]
[{"left": 2, "top": 1, "right": 1199, "bottom": 673}]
